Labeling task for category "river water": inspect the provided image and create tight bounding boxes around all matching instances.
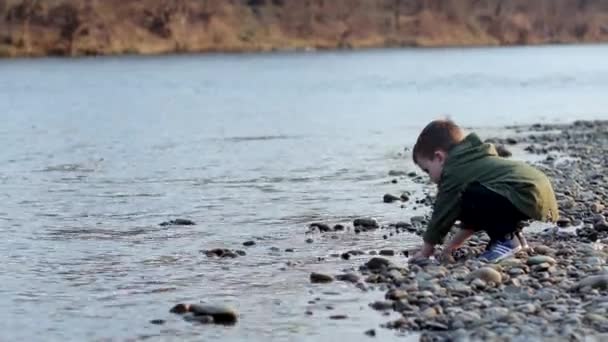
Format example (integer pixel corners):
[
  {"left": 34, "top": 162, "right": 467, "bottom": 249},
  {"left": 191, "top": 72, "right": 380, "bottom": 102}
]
[{"left": 1, "top": 45, "right": 608, "bottom": 341}]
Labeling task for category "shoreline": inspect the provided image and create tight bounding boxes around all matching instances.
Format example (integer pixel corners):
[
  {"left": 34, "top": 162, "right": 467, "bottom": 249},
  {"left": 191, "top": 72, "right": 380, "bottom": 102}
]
[
  {"left": 299, "top": 120, "right": 608, "bottom": 340},
  {"left": 2, "top": 41, "right": 607, "bottom": 60}
]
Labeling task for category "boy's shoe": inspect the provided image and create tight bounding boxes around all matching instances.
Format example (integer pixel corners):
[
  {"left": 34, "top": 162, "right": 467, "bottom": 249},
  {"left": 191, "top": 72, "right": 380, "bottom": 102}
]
[
  {"left": 515, "top": 231, "right": 530, "bottom": 251},
  {"left": 479, "top": 237, "right": 521, "bottom": 263}
]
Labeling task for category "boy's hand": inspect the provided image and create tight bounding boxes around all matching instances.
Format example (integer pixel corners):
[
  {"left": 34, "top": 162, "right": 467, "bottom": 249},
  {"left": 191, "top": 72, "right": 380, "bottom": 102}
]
[{"left": 410, "top": 242, "right": 434, "bottom": 262}]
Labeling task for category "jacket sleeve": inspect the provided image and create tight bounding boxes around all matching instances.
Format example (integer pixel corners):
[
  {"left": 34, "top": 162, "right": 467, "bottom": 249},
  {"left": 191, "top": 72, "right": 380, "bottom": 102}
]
[{"left": 423, "top": 177, "right": 463, "bottom": 245}]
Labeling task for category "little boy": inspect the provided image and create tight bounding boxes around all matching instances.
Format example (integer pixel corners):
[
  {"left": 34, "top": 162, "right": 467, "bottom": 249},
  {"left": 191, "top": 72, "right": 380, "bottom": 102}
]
[{"left": 410, "top": 119, "right": 558, "bottom": 263}]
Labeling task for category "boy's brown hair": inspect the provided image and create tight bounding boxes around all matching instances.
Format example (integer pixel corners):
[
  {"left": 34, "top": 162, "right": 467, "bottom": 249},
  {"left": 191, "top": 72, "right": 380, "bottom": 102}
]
[{"left": 413, "top": 119, "right": 465, "bottom": 164}]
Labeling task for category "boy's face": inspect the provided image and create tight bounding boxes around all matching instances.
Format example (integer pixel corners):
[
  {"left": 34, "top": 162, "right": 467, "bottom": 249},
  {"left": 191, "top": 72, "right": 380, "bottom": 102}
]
[{"left": 416, "top": 151, "right": 447, "bottom": 184}]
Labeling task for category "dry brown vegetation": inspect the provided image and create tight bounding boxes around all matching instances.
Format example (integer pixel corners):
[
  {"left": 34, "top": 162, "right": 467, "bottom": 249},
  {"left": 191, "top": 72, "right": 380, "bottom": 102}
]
[{"left": 1, "top": 0, "right": 608, "bottom": 57}]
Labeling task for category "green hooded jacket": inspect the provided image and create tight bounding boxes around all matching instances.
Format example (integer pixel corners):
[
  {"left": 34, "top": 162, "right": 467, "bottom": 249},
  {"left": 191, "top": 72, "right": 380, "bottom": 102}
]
[{"left": 423, "top": 133, "right": 559, "bottom": 245}]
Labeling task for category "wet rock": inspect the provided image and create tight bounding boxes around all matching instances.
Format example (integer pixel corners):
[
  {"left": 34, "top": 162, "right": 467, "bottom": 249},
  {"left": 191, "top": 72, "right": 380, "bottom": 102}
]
[
  {"left": 395, "top": 221, "right": 412, "bottom": 229},
  {"left": 269, "top": 247, "right": 281, "bottom": 252},
  {"left": 333, "top": 224, "right": 345, "bottom": 231},
  {"left": 496, "top": 145, "right": 512, "bottom": 157},
  {"left": 595, "top": 220, "right": 608, "bottom": 232},
  {"left": 506, "top": 137, "right": 518, "bottom": 145},
  {"left": 391, "top": 178, "right": 398, "bottom": 184},
  {"left": 379, "top": 249, "right": 395, "bottom": 256},
  {"left": 364, "top": 329, "right": 376, "bottom": 337},
  {"left": 310, "top": 272, "right": 334, "bottom": 283},
  {"left": 170, "top": 304, "right": 238, "bottom": 324},
  {"left": 370, "top": 300, "right": 394, "bottom": 311},
  {"left": 160, "top": 218, "right": 195, "bottom": 226},
  {"left": 149, "top": 319, "right": 165, "bottom": 325},
  {"left": 527, "top": 255, "right": 557, "bottom": 266},
  {"left": 385, "top": 289, "right": 408, "bottom": 300},
  {"left": 189, "top": 304, "right": 237, "bottom": 324},
  {"left": 243, "top": 240, "right": 256, "bottom": 247},
  {"left": 469, "top": 267, "right": 502, "bottom": 284},
  {"left": 310, "top": 222, "right": 332, "bottom": 232},
  {"left": 235, "top": 250, "right": 246, "bottom": 256},
  {"left": 285, "top": 248, "right": 294, "bottom": 252},
  {"left": 557, "top": 217, "right": 572, "bottom": 227},
  {"left": 353, "top": 218, "right": 379, "bottom": 229},
  {"left": 341, "top": 252, "right": 351, "bottom": 260},
  {"left": 329, "top": 314, "right": 348, "bottom": 320},
  {"left": 400, "top": 192, "right": 410, "bottom": 201},
  {"left": 364, "top": 257, "right": 392, "bottom": 271},
  {"left": 388, "top": 170, "right": 407, "bottom": 176},
  {"left": 203, "top": 248, "right": 239, "bottom": 258},
  {"left": 306, "top": 238, "right": 314, "bottom": 243},
  {"left": 383, "top": 193, "right": 401, "bottom": 203},
  {"left": 336, "top": 273, "right": 360, "bottom": 283}
]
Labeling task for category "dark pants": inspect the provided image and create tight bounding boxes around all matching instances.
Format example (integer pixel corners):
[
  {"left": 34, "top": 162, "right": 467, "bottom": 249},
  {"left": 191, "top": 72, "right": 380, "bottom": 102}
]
[{"left": 460, "top": 182, "right": 529, "bottom": 242}]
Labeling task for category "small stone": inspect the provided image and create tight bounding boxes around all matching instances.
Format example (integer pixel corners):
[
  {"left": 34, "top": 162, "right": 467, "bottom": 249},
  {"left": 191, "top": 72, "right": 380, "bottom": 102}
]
[
  {"left": 329, "top": 314, "right": 348, "bottom": 320},
  {"left": 391, "top": 179, "right": 398, "bottom": 184},
  {"left": 385, "top": 289, "right": 408, "bottom": 300},
  {"left": 188, "top": 304, "right": 238, "bottom": 324},
  {"left": 364, "top": 257, "right": 392, "bottom": 271},
  {"left": 400, "top": 193, "right": 410, "bottom": 201},
  {"left": 306, "top": 310, "right": 313, "bottom": 315},
  {"left": 516, "top": 303, "right": 537, "bottom": 314},
  {"left": 285, "top": 248, "right": 294, "bottom": 252},
  {"left": 573, "top": 275, "right": 608, "bottom": 291},
  {"left": 379, "top": 249, "right": 395, "bottom": 256},
  {"left": 508, "top": 267, "right": 526, "bottom": 276},
  {"left": 533, "top": 245, "right": 556, "bottom": 255},
  {"left": 591, "top": 203, "right": 605, "bottom": 214},
  {"left": 336, "top": 273, "right": 360, "bottom": 283},
  {"left": 557, "top": 217, "right": 571, "bottom": 227},
  {"left": 364, "top": 329, "right": 376, "bottom": 337},
  {"left": 170, "top": 303, "right": 189, "bottom": 314},
  {"left": 421, "top": 307, "right": 438, "bottom": 319},
  {"left": 310, "top": 222, "right": 332, "bottom": 232},
  {"left": 382, "top": 235, "right": 388, "bottom": 239},
  {"left": 531, "top": 262, "right": 551, "bottom": 272},
  {"left": 353, "top": 218, "right": 379, "bottom": 229},
  {"left": 370, "top": 301, "right": 393, "bottom": 311},
  {"left": 469, "top": 267, "right": 502, "bottom": 284},
  {"left": 306, "top": 238, "right": 314, "bottom": 244},
  {"left": 149, "top": 319, "right": 165, "bottom": 325},
  {"left": 160, "top": 218, "right": 195, "bottom": 226},
  {"left": 341, "top": 252, "right": 351, "bottom": 260},
  {"left": 496, "top": 145, "right": 512, "bottom": 158},
  {"left": 595, "top": 220, "right": 608, "bottom": 232},
  {"left": 388, "top": 170, "right": 407, "bottom": 176},
  {"left": 310, "top": 272, "right": 334, "bottom": 283},
  {"left": 333, "top": 224, "right": 345, "bottom": 231},
  {"left": 527, "top": 255, "right": 556, "bottom": 266},
  {"left": 235, "top": 250, "right": 246, "bottom": 256},
  {"left": 243, "top": 241, "right": 256, "bottom": 247},
  {"left": 383, "top": 194, "right": 401, "bottom": 203}
]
